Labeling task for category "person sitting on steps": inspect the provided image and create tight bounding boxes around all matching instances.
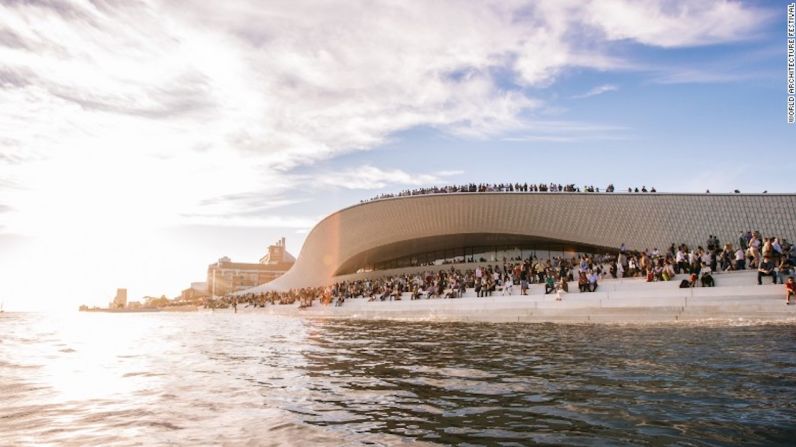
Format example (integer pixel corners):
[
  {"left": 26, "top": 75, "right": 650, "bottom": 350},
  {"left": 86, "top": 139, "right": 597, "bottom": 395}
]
[
  {"left": 680, "top": 273, "right": 698, "bottom": 288},
  {"left": 758, "top": 256, "right": 777, "bottom": 285},
  {"left": 578, "top": 271, "right": 589, "bottom": 293},
  {"left": 587, "top": 270, "right": 599, "bottom": 292},
  {"left": 544, "top": 274, "right": 556, "bottom": 294},
  {"left": 700, "top": 262, "right": 715, "bottom": 287}
]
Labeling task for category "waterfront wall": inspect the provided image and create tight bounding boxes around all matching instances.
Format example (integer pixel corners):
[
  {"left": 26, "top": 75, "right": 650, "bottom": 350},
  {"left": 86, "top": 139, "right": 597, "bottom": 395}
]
[{"left": 238, "top": 271, "right": 796, "bottom": 323}]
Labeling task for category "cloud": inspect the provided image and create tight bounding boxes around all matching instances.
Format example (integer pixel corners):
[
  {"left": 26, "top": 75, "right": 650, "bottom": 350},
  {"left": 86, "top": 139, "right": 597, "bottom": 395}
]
[
  {"left": 0, "top": 0, "right": 772, "bottom": 232},
  {"left": 176, "top": 214, "right": 318, "bottom": 229},
  {"left": 650, "top": 68, "right": 764, "bottom": 85},
  {"left": 199, "top": 193, "right": 301, "bottom": 209},
  {"left": 580, "top": 0, "right": 772, "bottom": 48},
  {"left": 502, "top": 120, "right": 630, "bottom": 143},
  {"left": 48, "top": 71, "right": 215, "bottom": 119},
  {"left": 0, "top": 67, "right": 35, "bottom": 88},
  {"left": 503, "top": 134, "right": 630, "bottom": 143},
  {"left": 0, "top": 28, "right": 30, "bottom": 50},
  {"left": 644, "top": 45, "right": 779, "bottom": 85},
  {"left": 313, "top": 166, "right": 463, "bottom": 190},
  {"left": 193, "top": 195, "right": 308, "bottom": 220},
  {"left": 573, "top": 84, "right": 619, "bottom": 99}
]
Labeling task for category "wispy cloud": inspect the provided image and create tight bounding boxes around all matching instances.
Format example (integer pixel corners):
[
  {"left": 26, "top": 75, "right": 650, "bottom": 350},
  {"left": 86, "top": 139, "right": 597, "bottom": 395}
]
[
  {"left": 502, "top": 120, "right": 630, "bottom": 143},
  {"left": 580, "top": 0, "right": 773, "bottom": 48},
  {"left": 0, "top": 0, "right": 772, "bottom": 233},
  {"left": 650, "top": 68, "right": 767, "bottom": 85},
  {"left": 174, "top": 214, "right": 319, "bottom": 230},
  {"left": 573, "top": 84, "right": 618, "bottom": 99},
  {"left": 198, "top": 194, "right": 304, "bottom": 211},
  {"left": 191, "top": 195, "right": 309, "bottom": 224},
  {"left": 503, "top": 134, "right": 631, "bottom": 143},
  {"left": 313, "top": 166, "right": 463, "bottom": 190}
]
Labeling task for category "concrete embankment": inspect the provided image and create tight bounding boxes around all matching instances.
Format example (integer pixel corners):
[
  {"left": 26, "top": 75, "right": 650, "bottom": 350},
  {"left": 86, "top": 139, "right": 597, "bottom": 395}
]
[{"left": 229, "top": 271, "right": 796, "bottom": 324}]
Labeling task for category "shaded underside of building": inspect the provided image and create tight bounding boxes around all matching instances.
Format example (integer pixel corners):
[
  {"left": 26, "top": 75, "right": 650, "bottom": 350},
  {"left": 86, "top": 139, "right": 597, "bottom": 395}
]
[{"left": 244, "top": 193, "right": 796, "bottom": 292}]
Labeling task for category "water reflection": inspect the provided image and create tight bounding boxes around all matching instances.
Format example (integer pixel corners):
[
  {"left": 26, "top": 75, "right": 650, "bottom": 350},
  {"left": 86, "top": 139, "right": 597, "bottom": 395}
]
[
  {"left": 1, "top": 312, "right": 794, "bottom": 446},
  {"left": 298, "top": 321, "right": 796, "bottom": 445}
]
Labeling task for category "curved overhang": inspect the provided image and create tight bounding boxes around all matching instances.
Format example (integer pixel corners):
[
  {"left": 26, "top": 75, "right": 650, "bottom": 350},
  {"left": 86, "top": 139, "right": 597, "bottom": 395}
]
[
  {"left": 249, "top": 192, "right": 796, "bottom": 292},
  {"left": 333, "top": 232, "right": 617, "bottom": 275}
]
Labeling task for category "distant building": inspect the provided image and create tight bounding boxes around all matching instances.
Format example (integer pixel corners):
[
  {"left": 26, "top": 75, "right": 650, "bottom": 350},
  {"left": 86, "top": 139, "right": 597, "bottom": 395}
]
[
  {"left": 143, "top": 295, "right": 169, "bottom": 308},
  {"left": 111, "top": 288, "right": 127, "bottom": 309},
  {"left": 207, "top": 238, "right": 295, "bottom": 296},
  {"left": 191, "top": 281, "right": 209, "bottom": 291},
  {"left": 180, "top": 282, "right": 209, "bottom": 302},
  {"left": 259, "top": 237, "right": 296, "bottom": 265}
]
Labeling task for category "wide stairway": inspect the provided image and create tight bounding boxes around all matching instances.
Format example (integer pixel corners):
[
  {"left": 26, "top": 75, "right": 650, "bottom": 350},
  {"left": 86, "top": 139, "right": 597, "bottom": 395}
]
[{"left": 291, "top": 270, "right": 796, "bottom": 323}]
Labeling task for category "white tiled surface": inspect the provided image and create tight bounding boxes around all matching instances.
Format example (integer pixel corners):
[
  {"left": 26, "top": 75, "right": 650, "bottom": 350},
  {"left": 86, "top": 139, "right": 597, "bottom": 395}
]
[{"left": 258, "top": 193, "right": 796, "bottom": 290}]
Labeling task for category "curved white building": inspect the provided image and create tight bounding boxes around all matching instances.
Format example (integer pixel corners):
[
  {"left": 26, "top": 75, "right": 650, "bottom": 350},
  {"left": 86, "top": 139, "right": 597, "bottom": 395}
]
[{"left": 246, "top": 193, "right": 796, "bottom": 292}]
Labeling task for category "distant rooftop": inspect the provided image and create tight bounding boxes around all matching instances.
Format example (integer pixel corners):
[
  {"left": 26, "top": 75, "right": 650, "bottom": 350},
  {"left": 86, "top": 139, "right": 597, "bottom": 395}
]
[{"left": 260, "top": 237, "right": 296, "bottom": 265}]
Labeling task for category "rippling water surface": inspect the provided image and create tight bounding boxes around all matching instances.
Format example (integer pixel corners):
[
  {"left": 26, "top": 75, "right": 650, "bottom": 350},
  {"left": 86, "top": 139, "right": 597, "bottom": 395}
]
[{"left": 1, "top": 312, "right": 795, "bottom": 446}]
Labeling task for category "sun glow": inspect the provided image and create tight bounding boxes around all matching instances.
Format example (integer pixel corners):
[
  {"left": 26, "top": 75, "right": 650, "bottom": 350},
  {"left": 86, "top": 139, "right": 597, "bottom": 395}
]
[{"left": 1, "top": 146, "right": 251, "bottom": 310}]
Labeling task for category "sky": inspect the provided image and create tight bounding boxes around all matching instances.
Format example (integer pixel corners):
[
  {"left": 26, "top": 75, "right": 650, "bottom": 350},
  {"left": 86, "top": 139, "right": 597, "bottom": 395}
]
[{"left": 0, "top": 0, "right": 792, "bottom": 311}]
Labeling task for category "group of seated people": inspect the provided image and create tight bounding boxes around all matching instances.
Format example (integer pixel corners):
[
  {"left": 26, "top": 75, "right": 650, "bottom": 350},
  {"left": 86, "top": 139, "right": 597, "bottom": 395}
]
[
  {"left": 677, "top": 265, "right": 716, "bottom": 289},
  {"left": 575, "top": 271, "right": 600, "bottom": 293},
  {"left": 215, "top": 234, "right": 795, "bottom": 309},
  {"left": 362, "top": 182, "right": 658, "bottom": 202}
]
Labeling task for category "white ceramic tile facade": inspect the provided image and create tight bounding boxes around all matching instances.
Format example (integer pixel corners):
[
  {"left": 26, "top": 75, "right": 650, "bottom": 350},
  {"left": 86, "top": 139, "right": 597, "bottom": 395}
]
[{"left": 261, "top": 193, "right": 796, "bottom": 290}]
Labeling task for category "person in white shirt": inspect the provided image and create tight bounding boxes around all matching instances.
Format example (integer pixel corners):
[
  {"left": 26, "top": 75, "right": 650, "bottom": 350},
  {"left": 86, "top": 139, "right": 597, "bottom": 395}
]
[
  {"left": 750, "top": 236, "right": 761, "bottom": 250},
  {"left": 735, "top": 248, "right": 746, "bottom": 270},
  {"left": 773, "top": 238, "right": 783, "bottom": 256},
  {"left": 628, "top": 258, "right": 638, "bottom": 276},
  {"left": 676, "top": 249, "right": 686, "bottom": 273},
  {"left": 503, "top": 274, "right": 514, "bottom": 295},
  {"left": 749, "top": 236, "right": 761, "bottom": 267}
]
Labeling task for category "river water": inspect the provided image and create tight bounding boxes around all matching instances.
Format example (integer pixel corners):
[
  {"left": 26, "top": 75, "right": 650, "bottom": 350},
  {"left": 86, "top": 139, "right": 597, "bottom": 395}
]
[{"left": 1, "top": 312, "right": 794, "bottom": 446}]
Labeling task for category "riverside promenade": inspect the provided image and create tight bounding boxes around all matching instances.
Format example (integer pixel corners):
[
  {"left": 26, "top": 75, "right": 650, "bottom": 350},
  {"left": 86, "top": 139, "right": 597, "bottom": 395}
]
[{"left": 240, "top": 270, "right": 796, "bottom": 323}]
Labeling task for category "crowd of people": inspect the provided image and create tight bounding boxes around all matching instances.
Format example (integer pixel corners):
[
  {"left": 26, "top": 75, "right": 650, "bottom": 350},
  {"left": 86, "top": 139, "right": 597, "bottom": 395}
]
[
  {"left": 208, "top": 230, "right": 795, "bottom": 310},
  {"left": 361, "top": 183, "right": 660, "bottom": 202}
]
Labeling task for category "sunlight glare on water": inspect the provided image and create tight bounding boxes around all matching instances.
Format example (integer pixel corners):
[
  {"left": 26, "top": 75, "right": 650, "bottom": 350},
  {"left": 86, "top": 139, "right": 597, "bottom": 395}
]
[{"left": 1, "top": 312, "right": 795, "bottom": 446}]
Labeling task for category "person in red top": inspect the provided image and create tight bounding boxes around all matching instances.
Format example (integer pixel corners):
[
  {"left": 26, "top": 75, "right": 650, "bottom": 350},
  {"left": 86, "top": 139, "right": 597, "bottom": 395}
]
[{"left": 786, "top": 277, "right": 796, "bottom": 305}]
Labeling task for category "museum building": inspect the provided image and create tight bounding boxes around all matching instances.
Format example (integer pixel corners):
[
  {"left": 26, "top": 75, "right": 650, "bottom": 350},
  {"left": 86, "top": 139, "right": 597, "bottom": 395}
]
[{"left": 242, "top": 192, "right": 796, "bottom": 292}]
